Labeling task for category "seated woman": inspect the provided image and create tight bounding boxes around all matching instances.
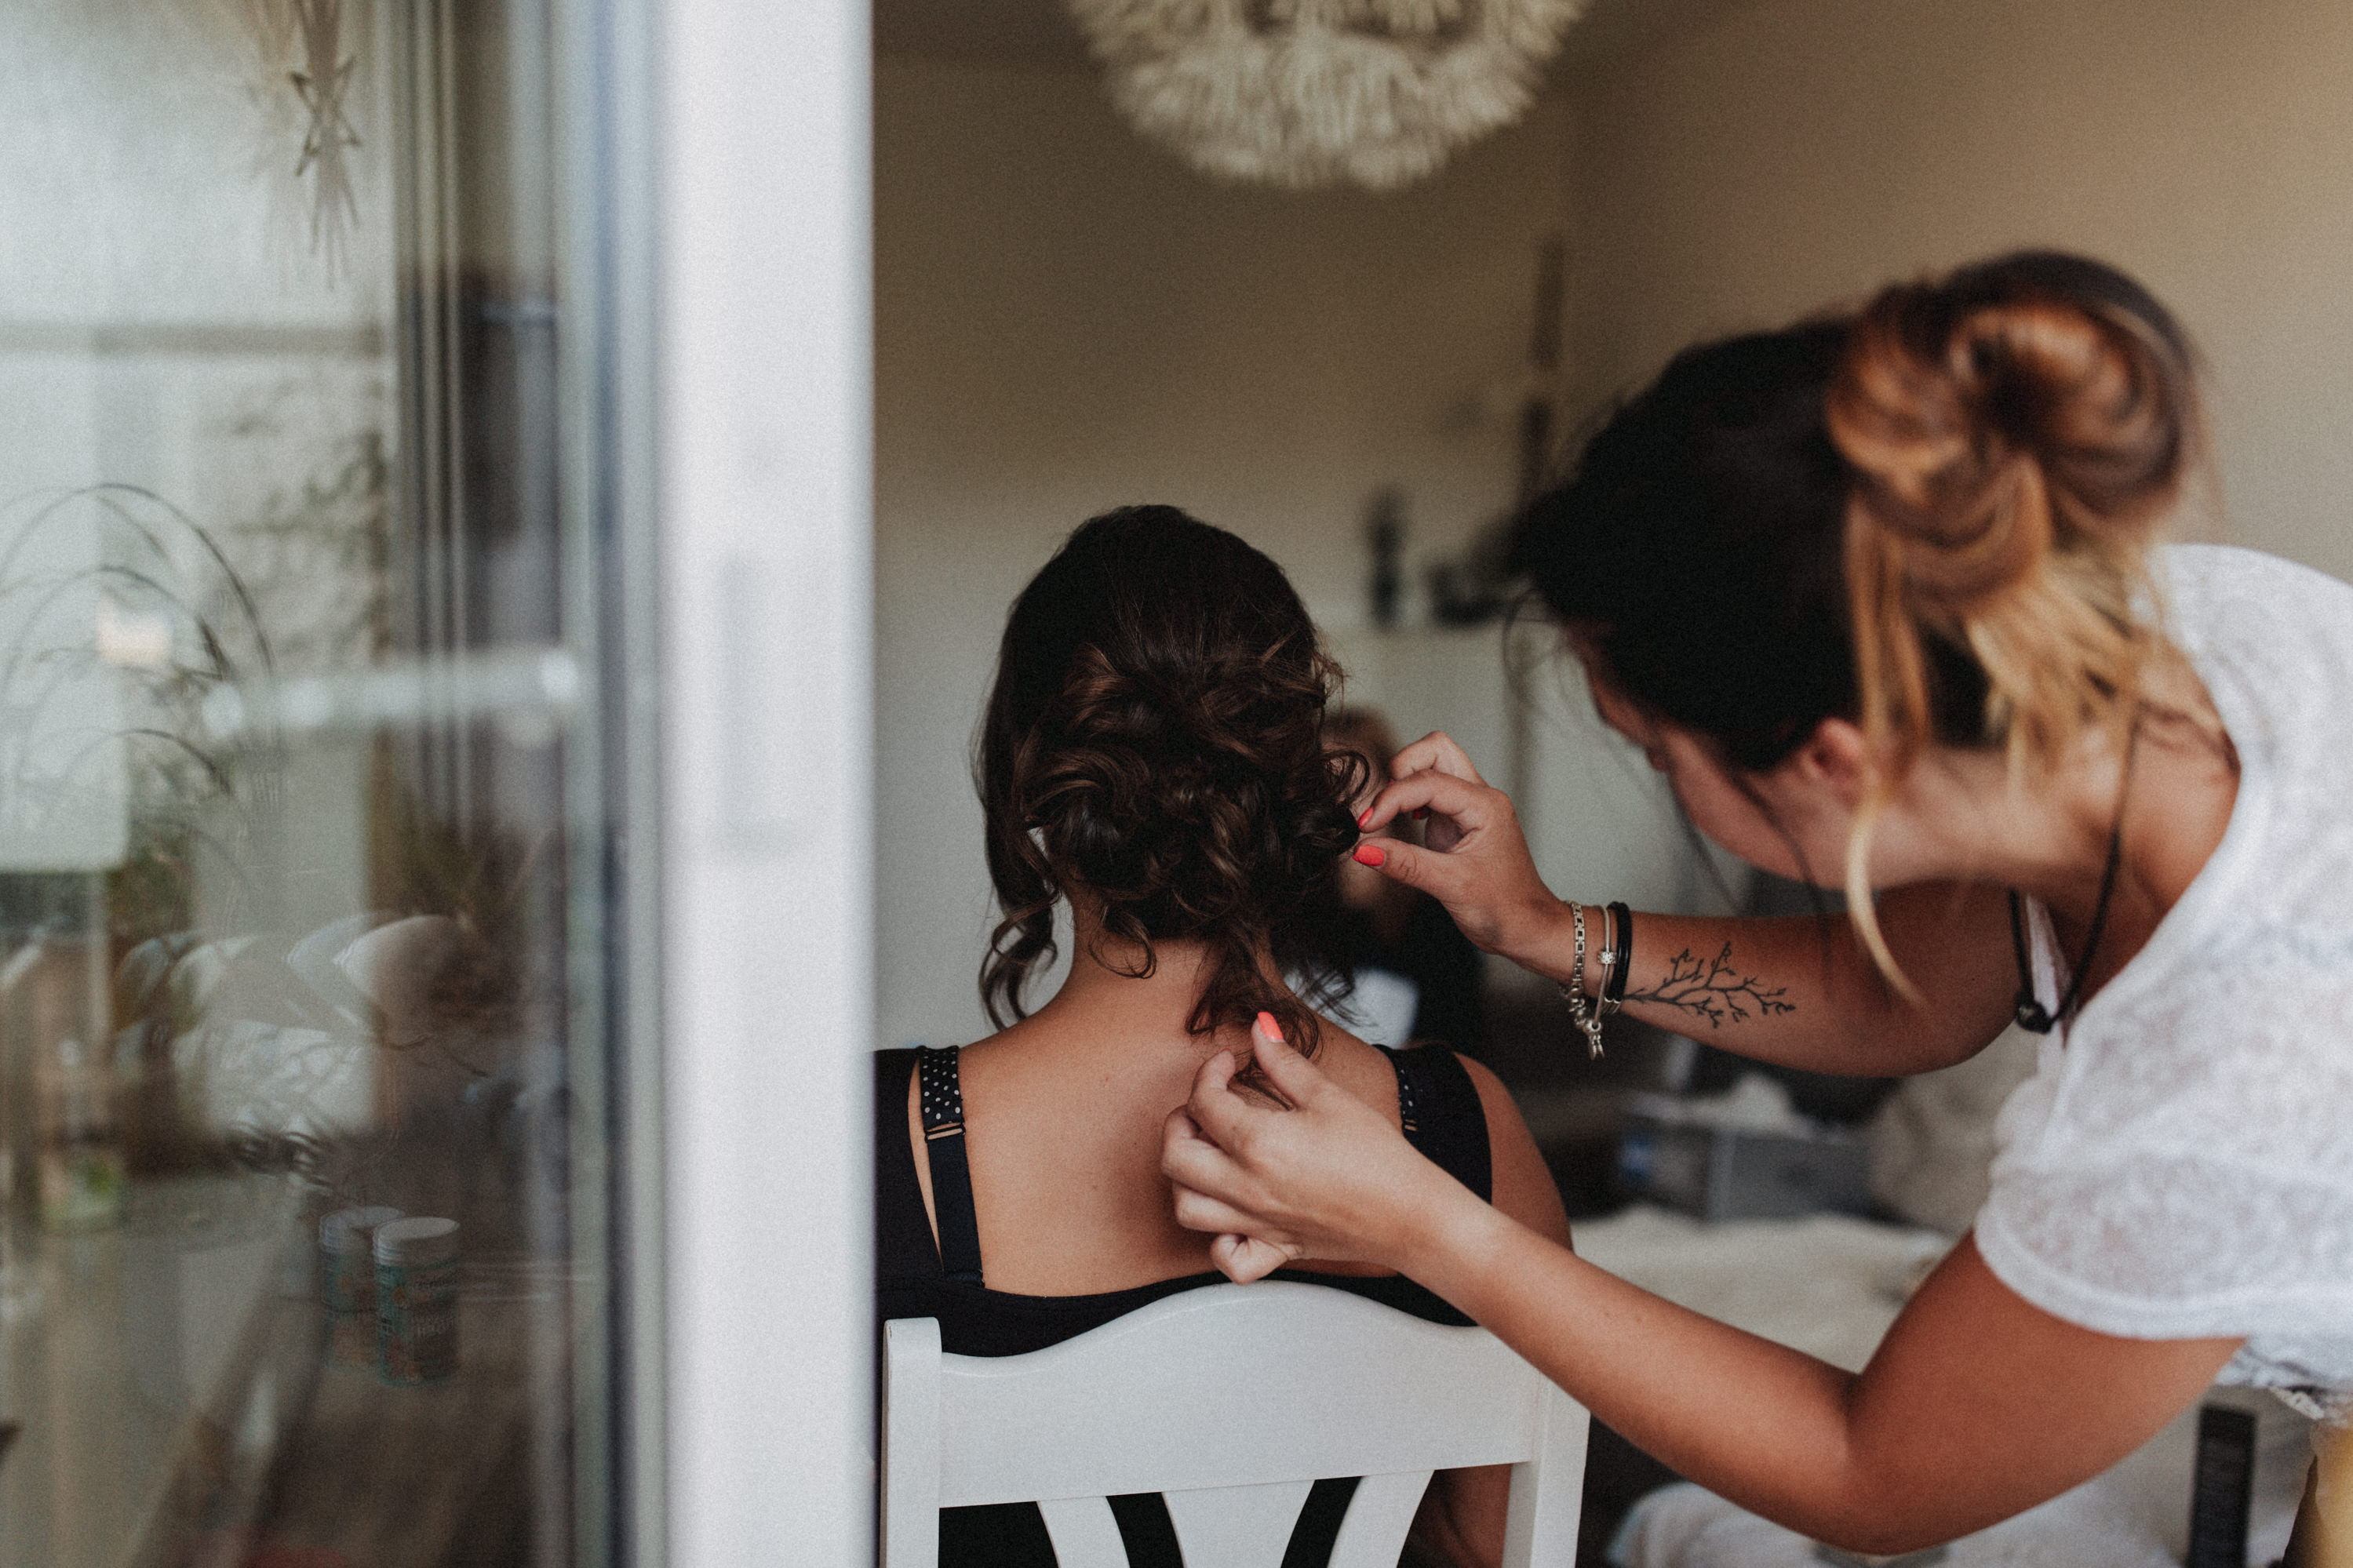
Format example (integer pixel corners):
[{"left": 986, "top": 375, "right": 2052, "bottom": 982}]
[{"left": 876, "top": 506, "right": 1572, "bottom": 1568}]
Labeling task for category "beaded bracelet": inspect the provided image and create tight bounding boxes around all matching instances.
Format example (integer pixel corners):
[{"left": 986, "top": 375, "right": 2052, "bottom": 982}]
[{"left": 1558, "top": 901, "right": 1606, "bottom": 1058}]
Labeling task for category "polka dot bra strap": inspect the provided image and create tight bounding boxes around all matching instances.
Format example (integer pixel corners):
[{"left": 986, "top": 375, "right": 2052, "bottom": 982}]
[
  {"left": 915, "top": 1046, "right": 985, "bottom": 1284},
  {"left": 916, "top": 1044, "right": 1439, "bottom": 1290},
  {"left": 1389, "top": 1047, "right": 1421, "bottom": 1138}
]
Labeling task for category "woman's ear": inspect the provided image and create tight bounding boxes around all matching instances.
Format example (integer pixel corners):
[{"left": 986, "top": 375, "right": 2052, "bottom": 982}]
[{"left": 1791, "top": 718, "right": 1874, "bottom": 805}]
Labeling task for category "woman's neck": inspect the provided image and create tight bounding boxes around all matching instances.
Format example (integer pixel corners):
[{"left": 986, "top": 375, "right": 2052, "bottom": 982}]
[
  {"left": 1023, "top": 905, "right": 1285, "bottom": 1053},
  {"left": 1891, "top": 697, "right": 2237, "bottom": 940}
]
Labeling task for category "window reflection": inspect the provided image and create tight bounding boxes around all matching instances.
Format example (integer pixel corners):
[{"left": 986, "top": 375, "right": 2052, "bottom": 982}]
[{"left": 0, "top": 2, "right": 618, "bottom": 1564}]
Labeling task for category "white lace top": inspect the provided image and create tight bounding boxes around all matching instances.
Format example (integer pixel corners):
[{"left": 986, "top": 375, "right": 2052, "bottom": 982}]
[{"left": 1976, "top": 545, "right": 2353, "bottom": 1413}]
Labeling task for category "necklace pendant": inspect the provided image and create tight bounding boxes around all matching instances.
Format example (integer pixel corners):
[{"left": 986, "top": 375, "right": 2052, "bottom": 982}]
[{"left": 2014, "top": 997, "right": 2054, "bottom": 1035}]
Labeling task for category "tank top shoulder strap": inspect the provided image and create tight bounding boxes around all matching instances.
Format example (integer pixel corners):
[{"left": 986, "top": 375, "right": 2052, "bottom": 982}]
[
  {"left": 914, "top": 1044, "right": 985, "bottom": 1285},
  {"left": 1375, "top": 1044, "right": 1493, "bottom": 1204}
]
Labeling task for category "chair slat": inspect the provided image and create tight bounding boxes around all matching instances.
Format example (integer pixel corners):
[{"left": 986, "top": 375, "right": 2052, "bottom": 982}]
[
  {"left": 1502, "top": 1383, "right": 1590, "bottom": 1568},
  {"left": 882, "top": 1319, "right": 943, "bottom": 1568},
  {"left": 1327, "top": 1470, "right": 1433, "bottom": 1568},
  {"left": 1036, "top": 1497, "right": 1129, "bottom": 1568},
  {"left": 1164, "top": 1479, "right": 1316, "bottom": 1568}
]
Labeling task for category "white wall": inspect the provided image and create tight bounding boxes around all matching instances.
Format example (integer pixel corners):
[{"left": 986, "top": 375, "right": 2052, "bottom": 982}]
[
  {"left": 874, "top": 59, "right": 1638, "bottom": 1050},
  {"left": 1557, "top": 0, "right": 2353, "bottom": 583}
]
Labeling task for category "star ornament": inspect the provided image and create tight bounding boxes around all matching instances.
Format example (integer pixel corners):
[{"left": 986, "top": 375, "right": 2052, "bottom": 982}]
[{"left": 286, "top": 0, "right": 361, "bottom": 279}]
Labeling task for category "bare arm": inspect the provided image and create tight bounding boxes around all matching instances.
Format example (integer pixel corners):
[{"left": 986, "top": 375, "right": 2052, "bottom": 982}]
[
  {"left": 1357, "top": 733, "right": 2016, "bottom": 1078},
  {"left": 1437, "top": 1217, "right": 2235, "bottom": 1553},
  {"left": 1543, "top": 893, "right": 2014, "bottom": 1077},
  {"left": 1169, "top": 1035, "right": 2239, "bottom": 1556},
  {"left": 1413, "top": 1056, "right": 1573, "bottom": 1568}
]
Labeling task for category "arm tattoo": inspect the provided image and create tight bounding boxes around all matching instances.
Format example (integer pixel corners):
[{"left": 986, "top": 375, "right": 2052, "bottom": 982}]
[{"left": 1626, "top": 943, "right": 1795, "bottom": 1029}]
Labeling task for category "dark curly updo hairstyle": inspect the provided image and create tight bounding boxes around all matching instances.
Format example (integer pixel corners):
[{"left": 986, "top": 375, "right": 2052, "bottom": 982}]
[{"left": 977, "top": 506, "right": 1368, "bottom": 1054}]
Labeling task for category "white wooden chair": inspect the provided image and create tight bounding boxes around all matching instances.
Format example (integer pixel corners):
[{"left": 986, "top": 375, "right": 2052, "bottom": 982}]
[{"left": 883, "top": 1281, "right": 1589, "bottom": 1568}]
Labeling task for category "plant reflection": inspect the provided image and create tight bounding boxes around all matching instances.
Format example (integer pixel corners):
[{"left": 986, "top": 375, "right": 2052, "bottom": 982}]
[{"left": 1, "top": 463, "right": 574, "bottom": 1563}]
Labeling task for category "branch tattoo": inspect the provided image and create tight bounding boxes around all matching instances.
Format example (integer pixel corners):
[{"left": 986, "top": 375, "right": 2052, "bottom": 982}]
[{"left": 1626, "top": 943, "right": 1795, "bottom": 1028}]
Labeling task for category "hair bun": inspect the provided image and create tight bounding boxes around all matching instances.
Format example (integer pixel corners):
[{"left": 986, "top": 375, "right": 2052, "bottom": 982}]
[
  {"left": 1828, "top": 281, "right": 2191, "bottom": 617},
  {"left": 1824, "top": 253, "right": 2201, "bottom": 784}
]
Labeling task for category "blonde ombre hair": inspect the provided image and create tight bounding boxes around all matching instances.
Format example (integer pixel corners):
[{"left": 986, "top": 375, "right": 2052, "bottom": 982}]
[
  {"left": 1513, "top": 253, "right": 2202, "bottom": 996},
  {"left": 1826, "top": 263, "right": 2200, "bottom": 988}
]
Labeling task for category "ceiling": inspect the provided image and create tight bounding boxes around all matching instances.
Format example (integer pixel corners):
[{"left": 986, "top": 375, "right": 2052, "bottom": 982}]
[{"left": 871, "top": 0, "right": 1753, "bottom": 86}]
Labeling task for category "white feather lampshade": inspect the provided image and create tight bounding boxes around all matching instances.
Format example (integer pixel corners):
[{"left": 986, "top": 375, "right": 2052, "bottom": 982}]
[{"left": 1067, "top": 0, "right": 1586, "bottom": 191}]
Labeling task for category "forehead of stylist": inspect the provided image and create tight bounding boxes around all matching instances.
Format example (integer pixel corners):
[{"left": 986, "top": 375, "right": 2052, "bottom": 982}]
[{"left": 1163, "top": 249, "right": 2353, "bottom": 1557}]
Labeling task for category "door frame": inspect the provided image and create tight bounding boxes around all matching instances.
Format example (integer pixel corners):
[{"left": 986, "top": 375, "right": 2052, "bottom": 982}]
[{"left": 657, "top": 0, "right": 876, "bottom": 1561}]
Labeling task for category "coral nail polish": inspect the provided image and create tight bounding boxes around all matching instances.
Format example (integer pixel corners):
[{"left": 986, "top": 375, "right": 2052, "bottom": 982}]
[
  {"left": 1414, "top": 806, "right": 1430, "bottom": 820},
  {"left": 1255, "top": 1010, "right": 1282, "bottom": 1042},
  {"left": 1352, "top": 843, "right": 1386, "bottom": 868},
  {"left": 1357, "top": 807, "right": 1375, "bottom": 828}
]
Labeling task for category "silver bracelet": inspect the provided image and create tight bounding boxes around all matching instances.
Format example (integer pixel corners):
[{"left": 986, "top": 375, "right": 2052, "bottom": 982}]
[{"left": 1557, "top": 901, "right": 1606, "bottom": 1059}]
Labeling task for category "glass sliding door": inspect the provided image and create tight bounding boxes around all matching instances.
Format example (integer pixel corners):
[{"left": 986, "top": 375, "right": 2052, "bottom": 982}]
[{"left": 0, "top": 1, "right": 653, "bottom": 1564}]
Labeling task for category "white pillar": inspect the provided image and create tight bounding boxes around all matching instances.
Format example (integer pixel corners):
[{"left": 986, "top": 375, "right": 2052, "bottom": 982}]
[{"left": 661, "top": 0, "right": 873, "bottom": 1559}]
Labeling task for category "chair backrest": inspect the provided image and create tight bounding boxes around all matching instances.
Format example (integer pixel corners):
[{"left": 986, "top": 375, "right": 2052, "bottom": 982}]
[{"left": 882, "top": 1281, "right": 1588, "bottom": 1568}]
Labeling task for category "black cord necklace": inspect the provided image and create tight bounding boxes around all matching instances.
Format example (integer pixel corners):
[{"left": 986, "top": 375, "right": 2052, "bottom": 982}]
[{"left": 2009, "top": 733, "right": 2138, "bottom": 1035}]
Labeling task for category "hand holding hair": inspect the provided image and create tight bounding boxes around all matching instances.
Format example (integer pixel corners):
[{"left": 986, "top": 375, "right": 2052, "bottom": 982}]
[
  {"left": 1350, "top": 731, "right": 1572, "bottom": 974},
  {"left": 1163, "top": 1013, "right": 1476, "bottom": 1284}
]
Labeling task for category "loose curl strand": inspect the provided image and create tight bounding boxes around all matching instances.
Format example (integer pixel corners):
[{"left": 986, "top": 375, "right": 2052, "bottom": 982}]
[{"left": 976, "top": 507, "right": 1367, "bottom": 1055}]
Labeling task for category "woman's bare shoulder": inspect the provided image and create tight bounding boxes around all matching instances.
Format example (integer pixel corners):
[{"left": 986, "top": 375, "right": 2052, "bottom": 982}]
[{"left": 1454, "top": 1052, "right": 1575, "bottom": 1248}]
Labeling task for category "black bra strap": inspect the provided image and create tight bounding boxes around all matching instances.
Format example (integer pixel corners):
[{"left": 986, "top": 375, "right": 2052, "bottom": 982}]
[
  {"left": 1378, "top": 1044, "right": 1429, "bottom": 1151},
  {"left": 1389, "top": 1049, "right": 1422, "bottom": 1140},
  {"left": 915, "top": 1046, "right": 984, "bottom": 1284},
  {"left": 1379, "top": 1044, "right": 1493, "bottom": 1203}
]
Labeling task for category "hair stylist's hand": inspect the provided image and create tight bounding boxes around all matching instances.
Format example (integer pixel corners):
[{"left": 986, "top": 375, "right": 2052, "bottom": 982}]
[
  {"left": 1354, "top": 731, "right": 1568, "bottom": 971},
  {"left": 1163, "top": 1014, "right": 1471, "bottom": 1284}
]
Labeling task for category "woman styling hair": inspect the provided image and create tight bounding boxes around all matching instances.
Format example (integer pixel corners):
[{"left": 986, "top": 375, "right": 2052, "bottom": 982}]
[
  {"left": 1164, "top": 253, "right": 2353, "bottom": 1558},
  {"left": 876, "top": 505, "right": 1570, "bottom": 1568}
]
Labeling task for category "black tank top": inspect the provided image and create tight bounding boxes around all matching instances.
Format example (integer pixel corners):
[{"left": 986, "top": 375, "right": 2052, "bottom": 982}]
[{"left": 874, "top": 1042, "right": 1495, "bottom": 1568}]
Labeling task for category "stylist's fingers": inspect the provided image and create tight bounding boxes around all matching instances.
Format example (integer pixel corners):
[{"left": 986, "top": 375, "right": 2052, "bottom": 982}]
[
  {"left": 1166, "top": 1120, "right": 1308, "bottom": 1280},
  {"left": 1211, "top": 1231, "right": 1302, "bottom": 1285},
  {"left": 1178, "top": 1049, "right": 1266, "bottom": 1154},
  {"left": 1245, "top": 1013, "right": 1331, "bottom": 1111},
  {"left": 1170, "top": 1181, "right": 1280, "bottom": 1238},
  {"left": 1162, "top": 1103, "right": 1240, "bottom": 1192},
  {"left": 1389, "top": 730, "right": 1488, "bottom": 787},
  {"left": 1357, "top": 768, "right": 1492, "bottom": 835},
  {"left": 1346, "top": 835, "right": 1474, "bottom": 906}
]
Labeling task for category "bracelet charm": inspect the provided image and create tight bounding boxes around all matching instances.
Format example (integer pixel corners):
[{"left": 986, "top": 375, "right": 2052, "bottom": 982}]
[{"left": 1557, "top": 901, "right": 1606, "bottom": 1059}]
